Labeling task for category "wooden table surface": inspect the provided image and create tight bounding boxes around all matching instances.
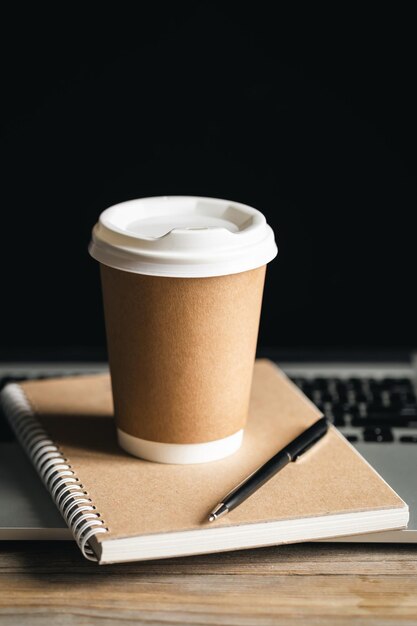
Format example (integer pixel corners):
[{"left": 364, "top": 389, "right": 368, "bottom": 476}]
[{"left": 1, "top": 542, "right": 417, "bottom": 625}]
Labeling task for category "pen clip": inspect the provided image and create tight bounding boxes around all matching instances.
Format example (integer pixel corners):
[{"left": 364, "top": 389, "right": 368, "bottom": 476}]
[{"left": 292, "top": 422, "right": 329, "bottom": 461}]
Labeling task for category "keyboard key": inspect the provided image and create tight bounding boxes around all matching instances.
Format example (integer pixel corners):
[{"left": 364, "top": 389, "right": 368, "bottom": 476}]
[
  {"left": 347, "top": 377, "right": 361, "bottom": 387},
  {"left": 369, "top": 379, "right": 381, "bottom": 390},
  {"left": 364, "top": 427, "right": 393, "bottom": 442},
  {"left": 358, "top": 403, "right": 417, "bottom": 420},
  {"left": 312, "top": 377, "right": 328, "bottom": 390},
  {"left": 331, "top": 404, "right": 346, "bottom": 417},
  {"left": 401, "top": 405, "right": 417, "bottom": 416},
  {"left": 345, "top": 434, "right": 358, "bottom": 443},
  {"left": 390, "top": 378, "right": 411, "bottom": 389},
  {"left": 400, "top": 436, "right": 417, "bottom": 443},
  {"left": 336, "top": 390, "right": 348, "bottom": 404},
  {"left": 381, "top": 378, "right": 396, "bottom": 388},
  {"left": 389, "top": 392, "right": 403, "bottom": 407},
  {"left": 324, "top": 412, "right": 345, "bottom": 427},
  {"left": 367, "top": 403, "right": 400, "bottom": 414},
  {"left": 290, "top": 377, "right": 306, "bottom": 388},
  {"left": 312, "top": 390, "right": 323, "bottom": 405},
  {"left": 301, "top": 382, "right": 313, "bottom": 396},
  {"left": 321, "top": 392, "right": 333, "bottom": 403},
  {"left": 353, "top": 413, "right": 417, "bottom": 428},
  {"left": 326, "top": 378, "right": 339, "bottom": 391},
  {"left": 355, "top": 392, "right": 368, "bottom": 404},
  {"left": 347, "top": 404, "right": 359, "bottom": 417},
  {"left": 398, "top": 377, "right": 413, "bottom": 385}
]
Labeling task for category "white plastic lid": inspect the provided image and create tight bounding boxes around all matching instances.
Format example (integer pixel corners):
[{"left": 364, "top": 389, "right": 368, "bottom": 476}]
[{"left": 88, "top": 196, "right": 277, "bottom": 278}]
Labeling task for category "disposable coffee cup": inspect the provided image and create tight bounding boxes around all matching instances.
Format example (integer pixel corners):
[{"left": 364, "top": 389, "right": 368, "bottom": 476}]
[{"left": 89, "top": 196, "right": 277, "bottom": 464}]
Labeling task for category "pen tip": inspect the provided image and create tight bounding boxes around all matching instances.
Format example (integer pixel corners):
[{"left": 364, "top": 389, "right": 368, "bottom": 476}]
[{"left": 208, "top": 514, "right": 215, "bottom": 522}]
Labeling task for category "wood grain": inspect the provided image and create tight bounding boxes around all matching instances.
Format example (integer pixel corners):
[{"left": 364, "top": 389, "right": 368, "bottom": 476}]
[{"left": 1, "top": 542, "right": 417, "bottom": 625}]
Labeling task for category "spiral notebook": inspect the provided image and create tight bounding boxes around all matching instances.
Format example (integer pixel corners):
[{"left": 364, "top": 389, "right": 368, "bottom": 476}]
[{"left": 0, "top": 360, "right": 408, "bottom": 564}]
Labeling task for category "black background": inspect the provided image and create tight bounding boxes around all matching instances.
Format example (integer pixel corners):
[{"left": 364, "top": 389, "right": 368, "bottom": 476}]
[{"left": 1, "top": 5, "right": 415, "bottom": 357}]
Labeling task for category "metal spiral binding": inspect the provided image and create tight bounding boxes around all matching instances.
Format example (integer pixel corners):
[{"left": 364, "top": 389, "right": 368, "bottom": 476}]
[{"left": 0, "top": 384, "right": 108, "bottom": 561}]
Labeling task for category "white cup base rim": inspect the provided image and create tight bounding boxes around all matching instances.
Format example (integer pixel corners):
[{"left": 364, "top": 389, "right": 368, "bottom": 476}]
[{"left": 117, "top": 428, "right": 244, "bottom": 464}]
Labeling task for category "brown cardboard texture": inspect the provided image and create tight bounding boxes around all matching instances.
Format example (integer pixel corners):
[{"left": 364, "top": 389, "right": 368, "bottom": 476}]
[
  {"left": 20, "top": 360, "right": 406, "bottom": 546},
  {"left": 99, "top": 264, "right": 266, "bottom": 444}
]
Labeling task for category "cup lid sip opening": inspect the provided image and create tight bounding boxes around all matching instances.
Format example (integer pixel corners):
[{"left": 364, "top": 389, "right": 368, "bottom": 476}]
[{"left": 89, "top": 196, "right": 277, "bottom": 278}]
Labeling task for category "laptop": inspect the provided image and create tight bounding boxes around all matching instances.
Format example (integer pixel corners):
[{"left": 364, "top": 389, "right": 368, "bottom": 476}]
[
  {"left": 1, "top": 350, "right": 416, "bottom": 542},
  {"left": 1, "top": 5, "right": 414, "bottom": 544}
]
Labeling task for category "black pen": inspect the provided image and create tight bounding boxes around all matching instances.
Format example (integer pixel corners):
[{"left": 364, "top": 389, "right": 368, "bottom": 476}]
[{"left": 208, "top": 416, "right": 329, "bottom": 522}]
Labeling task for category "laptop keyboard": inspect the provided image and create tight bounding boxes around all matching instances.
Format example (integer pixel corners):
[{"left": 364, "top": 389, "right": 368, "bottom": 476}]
[
  {"left": 1, "top": 371, "right": 416, "bottom": 445},
  {"left": 290, "top": 376, "right": 417, "bottom": 443}
]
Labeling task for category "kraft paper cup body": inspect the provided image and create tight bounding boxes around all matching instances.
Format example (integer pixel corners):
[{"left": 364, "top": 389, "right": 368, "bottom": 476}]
[
  {"left": 89, "top": 196, "right": 277, "bottom": 464},
  {"left": 100, "top": 264, "right": 266, "bottom": 463}
]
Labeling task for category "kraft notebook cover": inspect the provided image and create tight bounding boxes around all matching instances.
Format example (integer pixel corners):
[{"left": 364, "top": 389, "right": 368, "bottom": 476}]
[{"left": 0, "top": 359, "right": 408, "bottom": 564}]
